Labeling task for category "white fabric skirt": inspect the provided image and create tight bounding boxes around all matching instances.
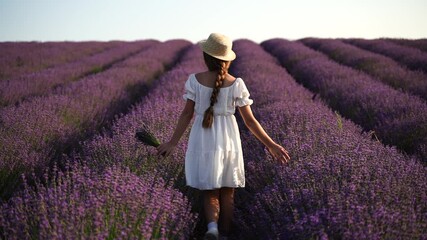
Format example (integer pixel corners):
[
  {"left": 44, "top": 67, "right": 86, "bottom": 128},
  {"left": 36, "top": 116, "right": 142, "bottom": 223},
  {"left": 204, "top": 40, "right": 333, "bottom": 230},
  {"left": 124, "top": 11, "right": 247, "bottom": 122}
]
[{"left": 185, "top": 114, "right": 245, "bottom": 190}]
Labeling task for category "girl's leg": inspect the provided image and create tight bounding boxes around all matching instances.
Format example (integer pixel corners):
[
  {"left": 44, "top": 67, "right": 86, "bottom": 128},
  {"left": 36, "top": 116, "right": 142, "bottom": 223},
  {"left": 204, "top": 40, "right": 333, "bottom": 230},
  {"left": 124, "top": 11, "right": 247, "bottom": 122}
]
[
  {"left": 203, "top": 189, "right": 220, "bottom": 223},
  {"left": 219, "top": 187, "right": 235, "bottom": 236}
]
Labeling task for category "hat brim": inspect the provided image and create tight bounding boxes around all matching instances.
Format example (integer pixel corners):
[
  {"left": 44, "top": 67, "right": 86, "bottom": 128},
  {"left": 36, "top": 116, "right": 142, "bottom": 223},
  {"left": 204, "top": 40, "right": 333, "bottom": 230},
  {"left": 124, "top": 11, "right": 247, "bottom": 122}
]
[{"left": 198, "top": 40, "right": 236, "bottom": 61}]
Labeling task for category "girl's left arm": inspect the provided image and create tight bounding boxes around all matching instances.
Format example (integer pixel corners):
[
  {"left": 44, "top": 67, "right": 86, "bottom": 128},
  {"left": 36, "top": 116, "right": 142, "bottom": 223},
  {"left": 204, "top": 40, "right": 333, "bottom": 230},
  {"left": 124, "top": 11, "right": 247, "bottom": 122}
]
[{"left": 157, "top": 100, "right": 195, "bottom": 157}]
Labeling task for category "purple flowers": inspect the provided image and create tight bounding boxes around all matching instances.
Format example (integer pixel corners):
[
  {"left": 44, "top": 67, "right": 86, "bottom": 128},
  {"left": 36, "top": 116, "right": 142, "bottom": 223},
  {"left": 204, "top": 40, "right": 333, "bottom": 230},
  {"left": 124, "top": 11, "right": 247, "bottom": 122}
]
[
  {"left": 385, "top": 38, "right": 427, "bottom": 52},
  {"left": 262, "top": 38, "right": 427, "bottom": 161},
  {"left": 0, "top": 43, "right": 201, "bottom": 239},
  {"left": 0, "top": 41, "right": 117, "bottom": 80},
  {"left": 0, "top": 162, "right": 197, "bottom": 239},
  {"left": 300, "top": 38, "right": 427, "bottom": 100},
  {"left": 344, "top": 38, "right": 427, "bottom": 73},
  {"left": 229, "top": 39, "right": 427, "bottom": 239},
  {"left": 135, "top": 124, "right": 161, "bottom": 147},
  {"left": 1, "top": 39, "right": 426, "bottom": 239},
  {"left": 0, "top": 41, "right": 157, "bottom": 106},
  {"left": 0, "top": 40, "right": 191, "bottom": 199}
]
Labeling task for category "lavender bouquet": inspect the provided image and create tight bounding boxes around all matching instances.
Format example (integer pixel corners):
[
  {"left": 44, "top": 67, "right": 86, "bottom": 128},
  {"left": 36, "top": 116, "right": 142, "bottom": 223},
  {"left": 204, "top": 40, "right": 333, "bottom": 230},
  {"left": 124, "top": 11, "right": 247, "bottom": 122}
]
[{"left": 135, "top": 124, "right": 161, "bottom": 147}]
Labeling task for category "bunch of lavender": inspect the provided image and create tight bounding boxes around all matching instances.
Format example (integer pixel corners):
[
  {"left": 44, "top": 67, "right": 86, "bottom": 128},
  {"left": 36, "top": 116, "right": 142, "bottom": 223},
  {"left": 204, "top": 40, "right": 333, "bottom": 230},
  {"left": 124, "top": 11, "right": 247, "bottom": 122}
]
[{"left": 135, "top": 124, "right": 161, "bottom": 147}]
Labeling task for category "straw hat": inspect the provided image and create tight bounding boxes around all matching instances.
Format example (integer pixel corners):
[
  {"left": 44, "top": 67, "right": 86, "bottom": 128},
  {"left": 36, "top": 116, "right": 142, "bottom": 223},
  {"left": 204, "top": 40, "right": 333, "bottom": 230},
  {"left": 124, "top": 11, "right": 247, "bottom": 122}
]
[{"left": 198, "top": 33, "right": 236, "bottom": 61}]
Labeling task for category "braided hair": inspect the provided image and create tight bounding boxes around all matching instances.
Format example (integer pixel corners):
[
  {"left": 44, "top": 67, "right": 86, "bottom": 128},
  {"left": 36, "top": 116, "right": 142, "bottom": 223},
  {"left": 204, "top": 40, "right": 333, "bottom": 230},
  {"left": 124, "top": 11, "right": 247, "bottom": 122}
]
[{"left": 202, "top": 52, "right": 231, "bottom": 128}]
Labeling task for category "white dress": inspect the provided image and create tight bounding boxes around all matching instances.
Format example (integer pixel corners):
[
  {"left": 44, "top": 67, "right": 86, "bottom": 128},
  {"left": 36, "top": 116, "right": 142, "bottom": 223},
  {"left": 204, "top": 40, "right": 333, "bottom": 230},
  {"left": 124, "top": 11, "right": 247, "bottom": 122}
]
[{"left": 183, "top": 73, "right": 253, "bottom": 190}]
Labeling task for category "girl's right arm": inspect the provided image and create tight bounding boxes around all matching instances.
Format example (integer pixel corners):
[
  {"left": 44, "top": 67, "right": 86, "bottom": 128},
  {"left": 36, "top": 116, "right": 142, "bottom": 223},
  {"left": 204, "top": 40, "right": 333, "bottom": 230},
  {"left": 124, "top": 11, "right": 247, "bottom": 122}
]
[
  {"left": 238, "top": 105, "right": 290, "bottom": 164},
  {"left": 156, "top": 99, "right": 195, "bottom": 157}
]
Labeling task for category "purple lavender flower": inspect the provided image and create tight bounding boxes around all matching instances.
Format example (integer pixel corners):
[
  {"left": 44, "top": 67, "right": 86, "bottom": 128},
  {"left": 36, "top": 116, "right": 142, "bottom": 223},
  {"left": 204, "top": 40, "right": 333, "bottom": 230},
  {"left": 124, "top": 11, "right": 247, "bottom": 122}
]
[
  {"left": 343, "top": 38, "right": 427, "bottom": 73},
  {"left": 228, "top": 39, "right": 427, "bottom": 239},
  {"left": 385, "top": 38, "right": 427, "bottom": 52},
  {"left": 0, "top": 40, "right": 157, "bottom": 107},
  {"left": 0, "top": 161, "right": 197, "bottom": 239},
  {"left": 1, "top": 38, "right": 426, "bottom": 239},
  {"left": 0, "top": 40, "right": 191, "bottom": 200},
  {"left": 0, "top": 41, "right": 118, "bottom": 80},
  {"left": 1, "top": 44, "right": 206, "bottom": 239},
  {"left": 135, "top": 124, "right": 161, "bottom": 147},
  {"left": 300, "top": 38, "right": 427, "bottom": 100},
  {"left": 262, "top": 38, "right": 427, "bottom": 161}
]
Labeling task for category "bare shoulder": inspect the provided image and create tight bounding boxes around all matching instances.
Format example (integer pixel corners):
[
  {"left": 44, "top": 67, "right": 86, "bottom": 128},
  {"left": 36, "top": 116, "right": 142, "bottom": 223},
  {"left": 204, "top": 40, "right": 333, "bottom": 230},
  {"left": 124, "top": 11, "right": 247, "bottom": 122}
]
[
  {"left": 226, "top": 73, "right": 236, "bottom": 81},
  {"left": 224, "top": 73, "right": 238, "bottom": 87},
  {"left": 194, "top": 71, "right": 213, "bottom": 86},
  {"left": 195, "top": 71, "right": 238, "bottom": 88},
  {"left": 194, "top": 71, "right": 210, "bottom": 78}
]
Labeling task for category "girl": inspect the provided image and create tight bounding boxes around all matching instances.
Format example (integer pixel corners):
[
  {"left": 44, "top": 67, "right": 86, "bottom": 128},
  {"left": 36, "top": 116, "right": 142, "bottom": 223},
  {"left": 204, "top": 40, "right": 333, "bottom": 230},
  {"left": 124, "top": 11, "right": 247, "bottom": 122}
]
[{"left": 157, "top": 33, "right": 290, "bottom": 240}]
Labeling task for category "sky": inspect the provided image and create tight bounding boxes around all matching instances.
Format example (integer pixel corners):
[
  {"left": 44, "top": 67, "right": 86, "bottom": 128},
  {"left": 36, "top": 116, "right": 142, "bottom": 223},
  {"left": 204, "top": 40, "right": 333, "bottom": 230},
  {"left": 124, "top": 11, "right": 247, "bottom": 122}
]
[{"left": 0, "top": 0, "right": 426, "bottom": 43}]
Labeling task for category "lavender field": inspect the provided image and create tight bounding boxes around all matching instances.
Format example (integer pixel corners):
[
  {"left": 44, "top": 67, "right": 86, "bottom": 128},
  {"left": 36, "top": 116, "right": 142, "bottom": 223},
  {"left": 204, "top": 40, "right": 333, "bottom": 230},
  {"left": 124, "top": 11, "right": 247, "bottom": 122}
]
[{"left": 0, "top": 38, "right": 426, "bottom": 239}]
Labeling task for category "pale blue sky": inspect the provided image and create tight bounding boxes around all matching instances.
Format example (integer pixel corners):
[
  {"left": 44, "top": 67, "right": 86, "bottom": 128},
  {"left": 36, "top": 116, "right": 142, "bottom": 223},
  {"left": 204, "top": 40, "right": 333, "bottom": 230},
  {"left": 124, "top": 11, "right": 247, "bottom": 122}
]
[{"left": 0, "top": 0, "right": 426, "bottom": 43}]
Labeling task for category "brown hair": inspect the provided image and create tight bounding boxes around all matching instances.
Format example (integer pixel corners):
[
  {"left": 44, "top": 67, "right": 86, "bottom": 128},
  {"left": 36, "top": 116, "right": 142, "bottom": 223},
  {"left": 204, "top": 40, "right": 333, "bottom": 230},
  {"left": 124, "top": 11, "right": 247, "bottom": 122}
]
[{"left": 202, "top": 52, "right": 231, "bottom": 128}]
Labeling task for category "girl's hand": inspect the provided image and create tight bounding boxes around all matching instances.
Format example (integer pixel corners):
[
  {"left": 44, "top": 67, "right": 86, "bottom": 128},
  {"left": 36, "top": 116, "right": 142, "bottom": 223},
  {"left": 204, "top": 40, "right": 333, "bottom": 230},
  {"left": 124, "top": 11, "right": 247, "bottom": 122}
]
[
  {"left": 156, "top": 141, "right": 176, "bottom": 157},
  {"left": 267, "top": 143, "right": 291, "bottom": 164}
]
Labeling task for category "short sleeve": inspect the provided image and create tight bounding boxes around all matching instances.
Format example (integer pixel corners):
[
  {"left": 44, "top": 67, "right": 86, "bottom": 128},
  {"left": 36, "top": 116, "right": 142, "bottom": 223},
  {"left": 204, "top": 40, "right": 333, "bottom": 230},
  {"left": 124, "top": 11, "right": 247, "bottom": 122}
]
[
  {"left": 234, "top": 78, "right": 253, "bottom": 107},
  {"left": 182, "top": 75, "right": 196, "bottom": 101}
]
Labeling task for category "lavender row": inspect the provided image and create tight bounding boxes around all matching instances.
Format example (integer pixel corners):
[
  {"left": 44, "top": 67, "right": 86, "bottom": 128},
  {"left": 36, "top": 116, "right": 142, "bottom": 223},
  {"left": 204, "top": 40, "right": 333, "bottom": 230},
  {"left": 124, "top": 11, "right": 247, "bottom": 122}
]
[
  {"left": 385, "top": 38, "right": 427, "bottom": 52},
  {"left": 0, "top": 41, "right": 118, "bottom": 80},
  {"left": 300, "top": 38, "right": 427, "bottom": 100},
  {"left": 343, "top": 38, "right": 427, "bottom": 73},
  {"left": 0, "top": 40, "right": 191, "bottom": 200},
  {"left": 73, "top": 45, "right": 209, "bottom": 238},
  {"left": 262, "top": 39, "right": 427, "bottom": 161},
  {"left": 73, "top": 45, "right": 205, "bottom": 172},
  {"left": 229, "top": 40, "right": 427, "bottom": 239},
  {"left": 0, "top": 45, "right": 206, "bottom": 239},
  {"left": 0, "top": 161, "right": 196, "bottom": 239},
  {"left": 0, "top": 40, "right": 157, "bottom": 107}
]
